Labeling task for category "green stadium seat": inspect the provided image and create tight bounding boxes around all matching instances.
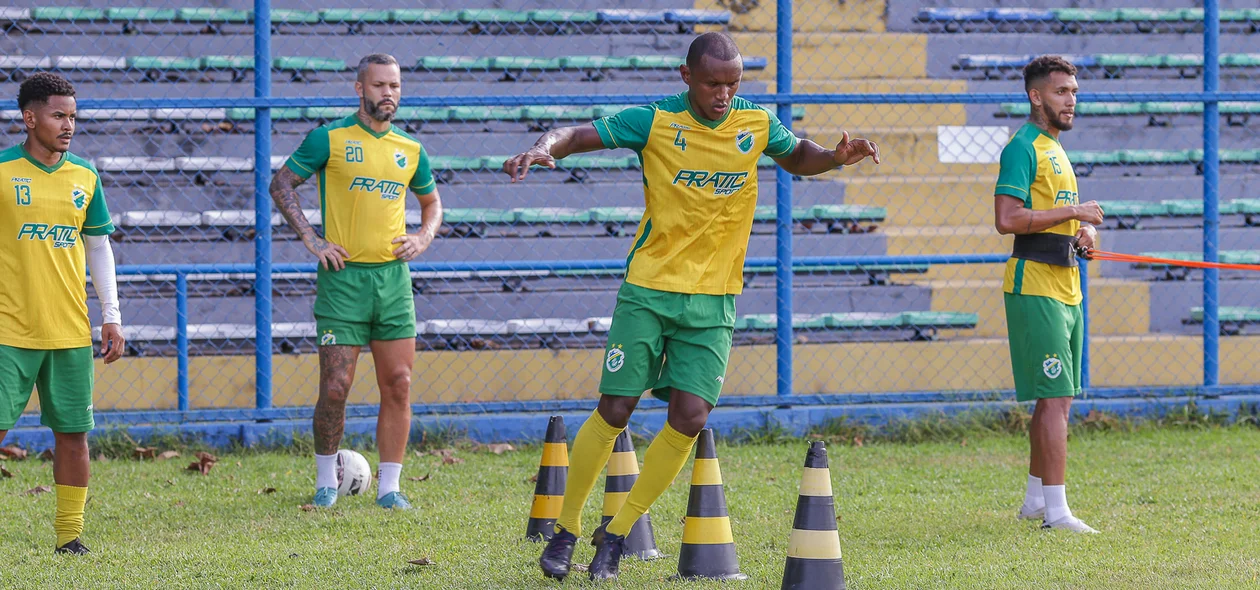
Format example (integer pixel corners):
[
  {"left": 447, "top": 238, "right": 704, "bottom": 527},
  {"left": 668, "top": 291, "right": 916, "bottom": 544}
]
[
  {"left": 805, "top": 204, "right": 887, "bottom": 222},
  {"left": 389, "top": 9, "right": 461, "bottom": 24},
  {"left": 594, "top": 105, "right": 638, "bottom": 117},
  {"left": 528, "top": 10, "right": 599, "bottom": 24},
  {"left": 523, "top": 106, "right": 596, "bottom": 121},
  {"left": 631, "top": 56, "right": 685, "bottom": 69},
  {"left": 1082, "top": 103, "right": 1144, "bottom": 115},
  {"left": 1189, "top": 307, "right": 1260, "bottom": 323},
  {"left": 301, "top": 107, "right": 355, "bottom": 119},
  {"left": 1142, "top": 102, "right": 1203, "bottom": 114},
  {"left": 736, "top": 314, "right": 831, "bottom": 331},
  {"left": 394, "top": 107, "right": 453, "bottom": 122},
  {"left": 274, "top": 57, "right": 345, "bottom": 71},
  {"left": 900, "top": 311, "right": 980, "bottom": 328},
  {"left": 53, "top": 56, "right": 126, "bottom": 69},
  {"left": 1222, "top": 251, "right": 1260, "bottom": 264},
  {"left": 558, "top": 56, "right": 635, "bottom": 69},
  {"left": 1096, "top": 54, "right": 1164, "bottom": 68},
  {"left": 459, "top": 9, "right": 531, "bottom": 24},
  {"left": 512, "top": 207, "right": 592, "bottom": 223},
  {"left": 1066, "top": 150, "right": 1123, "bottom": 164},
  {"left": 1162, "top": 199, "right": 1240, "bottom": 215},
  {"left": 1220, "top": 10, "right": 1251, "bottom": 22},
  {"left": 127, "top": 57, "right": 201, "bottom": 71},
  {"left": 107, "top": 8, "right": 176, "bottom": 21},
  {"left": 450, "top": 106, "right": 523, "bottom": 121},
  {"left": 419, "top": 56, "right": 492, "bottom": 71},
  {"left": 319, "top": 9, "right": 391, "bottom": 23},
  {"left": 1100, "top": 201, "right": 1169, "bottom": 217},
  {"left": 203, "top": 56, "right": 255, "bottom": 69},
  {"left": 226, "top": 107, "right": 304, "bottom": 121},
  {"left": 443, "top": 208, "right": 517, "bottom": 224},
  {"left": 270, "top": 9, "right": 321, "bottom": 24},
  {"left": 1222, "top": 54, "right": 1260, "bottom": 67},
  {"left": 429, "top": 156, "right": 484, "bottom": 171},
  {"left": 1000, "top": 103, "right": 1031, "bottom": 116},
  {"left": 177, "top": 8, "right": 251, "bottom": 23},
  {"left": 1117, "top": 8, "right": 1183, "bottom": 22},
  {"left": 1162, "top": 54, "right": 1204, "bottom": 67},
  {"left": 1053, "top": 8, "right": 1119, "bottom": 22},
  {"left": 32, "top": 7, "right": 105, "bottom": 21},
  {"left": 557, "top": 155, "right": 635, "bottom": 169},
  {"left": 1221, "top": 149, "right": 1260, "bottom": 163},
  {"left": 1123, "top": 149, "right": 1195, "bottom": 164},
  {"left": 826, "top": 312, "right": 903, "bottom": 329},
  {"left": 588, "top": 207, "right": 645, "bottom": 223},
  {"left": 1220, "top": 102, "right": 1260, "bottom": 114},
  {"left": 1231, "top": 199, "right": 1260, "bottom": 214},
  {"left": 490, "top": 57, "right": 562, "bottom": 70}
]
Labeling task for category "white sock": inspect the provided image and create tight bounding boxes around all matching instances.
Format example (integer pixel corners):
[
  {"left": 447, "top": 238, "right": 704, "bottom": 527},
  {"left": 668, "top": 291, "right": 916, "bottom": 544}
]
[
  {"left": 315, "top": 453, "right": 339, "bottom": 490},
  {"left": 377, "top": 462, "right": 402, "bottom": 499},
  {"left": 1043, "top": 484, "right": 1072, "bottom": 522},
  {"left": 1023, "top": 474, "right": 1044, "bottom": 509}
]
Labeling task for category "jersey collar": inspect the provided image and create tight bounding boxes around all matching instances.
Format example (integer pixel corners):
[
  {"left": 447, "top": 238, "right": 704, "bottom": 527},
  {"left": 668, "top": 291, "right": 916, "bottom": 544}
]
[
  {"left": 684, "top": 91, "right": 731, "bottom": 130},
  {"left": 19, "top": 142, "right": 67, "bottom": 174},
  {"left": 350, "top": 113, "right": 393, "bottom": 139}
]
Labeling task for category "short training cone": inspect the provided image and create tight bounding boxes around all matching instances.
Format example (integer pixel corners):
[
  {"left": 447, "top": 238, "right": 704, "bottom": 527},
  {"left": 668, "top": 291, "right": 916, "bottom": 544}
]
[
  {"left": 598, "top": 431, "right": 664, "bottom": 560},
  {"left": 674, "top": 428, "right": 748, "bottom": 581},
  {"left": 780, "top": 441, "right": 845, "bottom": 590},
  {"left": 526, "top": 416, "right": 567, "bottom": 541}
]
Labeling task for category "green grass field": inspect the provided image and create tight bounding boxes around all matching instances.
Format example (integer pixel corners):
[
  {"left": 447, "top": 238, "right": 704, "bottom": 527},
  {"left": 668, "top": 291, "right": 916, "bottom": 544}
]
[{"left": 1, "top": 426, "right": 1258, "bottom": 589}]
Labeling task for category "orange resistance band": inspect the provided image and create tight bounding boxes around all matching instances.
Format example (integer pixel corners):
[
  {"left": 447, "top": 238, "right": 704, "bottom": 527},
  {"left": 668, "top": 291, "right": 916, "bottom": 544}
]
[{"left": 1086, "top": 249, "right": 1260, "bottom": 272}]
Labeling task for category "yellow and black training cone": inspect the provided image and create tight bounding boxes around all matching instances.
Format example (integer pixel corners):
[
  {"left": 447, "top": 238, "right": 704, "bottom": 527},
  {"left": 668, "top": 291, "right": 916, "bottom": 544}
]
[
  {"left": 781, "top": 441, "right": 845, "bottom": 590},
  {"left": 674, "top": 428, "right": 748, "bottom": 581},
  {"left": 526, "top": 415, "right": 567, "bottom": 541},
  {"left": 598, "top": 430, "right": 664, "bottom": 560}
]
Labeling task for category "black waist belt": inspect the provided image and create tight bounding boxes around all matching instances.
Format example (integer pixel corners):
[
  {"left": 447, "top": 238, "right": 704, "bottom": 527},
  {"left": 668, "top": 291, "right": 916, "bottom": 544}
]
[{"left": 1012, "top": 233, "right": 1079, "bottom": 267}]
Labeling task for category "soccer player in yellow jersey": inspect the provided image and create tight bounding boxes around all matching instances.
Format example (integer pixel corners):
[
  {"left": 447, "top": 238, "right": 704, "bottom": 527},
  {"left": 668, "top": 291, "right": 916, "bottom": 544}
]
[
  {"left": 504, "top": 33, "right": 880, "bottom": 581},
  {"left": 0, "top": 73, "right": 126, "bottom": 554},
  {"left": 269, "top": 54, "right": 443, "bottom": 510},
  {"left": 994, "top": 56, "right": 1104, "bottom": 534}
]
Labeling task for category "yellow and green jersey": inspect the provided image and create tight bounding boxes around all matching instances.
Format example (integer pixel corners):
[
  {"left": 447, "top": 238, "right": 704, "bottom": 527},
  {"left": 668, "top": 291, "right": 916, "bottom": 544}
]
[
  {"left": 0, "top": 143, "right": 115, "bottom": 349},
  {"left": 995, "top": 123, "right": 1081, "bottom": 306},
  {"left": 593, "top": 92, "right": 799, "bottom": 295},
  {"left": 285, "top": 115, "right": 436, "bottom": 264}
]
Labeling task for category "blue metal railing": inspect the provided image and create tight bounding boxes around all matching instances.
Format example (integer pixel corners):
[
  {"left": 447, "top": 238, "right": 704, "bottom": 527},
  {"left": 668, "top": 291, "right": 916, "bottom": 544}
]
[{"left": 23, "top": 0, "right": 1241, "bottom": 423}]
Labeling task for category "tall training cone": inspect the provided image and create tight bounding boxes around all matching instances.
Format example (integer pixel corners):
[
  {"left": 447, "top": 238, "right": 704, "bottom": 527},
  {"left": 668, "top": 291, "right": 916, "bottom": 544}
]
[
  {"left": 674, "top": 428, "right": 748, "bottom": 581},
  {"left": 780, "top": 441, "right": 845, "bottom": 590},
  {"left": 526, "top": 416, "right": 567, "bottom": 541},
  {"left": 598, "top": 431, "right": 664, "bottom": 560}
]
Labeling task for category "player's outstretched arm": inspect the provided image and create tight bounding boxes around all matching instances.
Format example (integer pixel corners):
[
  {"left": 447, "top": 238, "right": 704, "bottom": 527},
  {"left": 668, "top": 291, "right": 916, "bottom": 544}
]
[
  {"left": 269, "top": 167, "right": 349, "bottom": 271},
  {"left": 774, "top": 131, "right": 881, "bottom": 177},
  {"left": 502, "top": 124, "right": 605, "bottom": 183},
  {"left": 994, "top": 195, "right": 1104, "bottom": 235}
]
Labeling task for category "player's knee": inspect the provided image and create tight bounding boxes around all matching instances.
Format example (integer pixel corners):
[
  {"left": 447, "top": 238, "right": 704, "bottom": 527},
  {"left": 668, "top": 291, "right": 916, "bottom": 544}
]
[
  {"left": 381, "top": 368, "right": 412, "bottom": 396},
  {"left": 596, "top": 395, "right": 638, "bottom": 428},
  {"left": 322, "top": 376, "right": 354, "bottom": 403},
  {"left": 667, "top": 405, "right": 710, "bottom": 438},
  {"left": 52, "top": 431, "right": 89, "bottom": 453}
]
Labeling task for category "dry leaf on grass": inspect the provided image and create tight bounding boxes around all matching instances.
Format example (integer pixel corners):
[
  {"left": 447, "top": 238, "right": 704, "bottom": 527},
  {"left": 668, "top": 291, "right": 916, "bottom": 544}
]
[
  {"left": 172, "top": 501, "right": 185, "bottom": 507},
  {"left": 486, "top": 443, "right": 515, "bottom": 455},
  {"left": 257, "top": 487, "right": 277, "bottom": 495},
  {"left": 852, "top": 436, "right": 864, "bottom": 448},
  {"left": 0, "top": 465, "right": 12, "bottom": 478},
  {"left": 527, "top": 474, "right": 538, "bottom": 483},
  {"left": 23, "top": 485, "right": 52, "bottom": 496},
  {"left": 407, "top": 557, "right": 436, "bottom": 566},
  {"left": 408, "top": 473, "right": 431, "bottom": 482},
  {"left": 134, "top": 447, "right": 156, "bottom": 460},
  {"left": 299, "top": 504, "right": 316, "bottom": 512},
  {"left": 38, "top": 450, "right": 54, "bottom": 461},
  {"left": 0, "top": 446, "right": 27, "bottom": 460},
  {"left": 144, "top": 492, "right": 154, "bottom": 499},
  {"left": 442, "top": 455, "right": 465, "bottom": 465},
  {"left": 571, "top": 563, "right": 589, "bottom": 573},
  {"left": 186, "top": 452, "right": 217, "bottom": 475},
  {"left": 157, "top": 451, "right": 180, "bottom": 461}
]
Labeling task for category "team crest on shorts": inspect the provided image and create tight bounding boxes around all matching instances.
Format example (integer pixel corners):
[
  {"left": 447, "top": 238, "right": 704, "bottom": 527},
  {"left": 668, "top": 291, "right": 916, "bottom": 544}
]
[
  {"left": 605, "top": 345, "right": 625, "bottom": 373},
  {"left": 320, "top": 330, "right": 337, "bottom": 346},
  {"left": 394, "top": 149, "right": 408, "bottom": 169},
  {"left": 735, "top": 129, "right": 755, "bottom": 154},
  {"left": 71, "top": 188, "right": 88, "bottom": 210},
  {"left": 1042, "top": 354, "right": 1063, "bottom": 379}
]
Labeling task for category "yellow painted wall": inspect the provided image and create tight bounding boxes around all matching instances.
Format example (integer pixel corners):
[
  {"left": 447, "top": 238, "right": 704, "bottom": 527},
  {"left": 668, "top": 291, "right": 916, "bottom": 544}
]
[
  {"left": 733, "top": 32, "right": 927, "bottom": 80},
  {"left": 701, "top": 0, "right": 886, "bottom": 33},
  {"left": 929, "top": 279, "right": 1150, "bottom": 337}
]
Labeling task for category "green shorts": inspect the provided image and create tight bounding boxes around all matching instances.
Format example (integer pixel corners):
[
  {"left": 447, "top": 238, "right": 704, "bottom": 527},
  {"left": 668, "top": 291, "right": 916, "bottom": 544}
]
[
  {"left": 0, "top": 345, "right": 94, "bottom": 432},
  {"left": 315, "top": 260, "right": 417, "bottom": 347},
  {"left": 599, "top": 282, "right": 736, "bottom": 407},
  {"left": 1003, "top": 292, "right": 1083, "bottom": 402}
]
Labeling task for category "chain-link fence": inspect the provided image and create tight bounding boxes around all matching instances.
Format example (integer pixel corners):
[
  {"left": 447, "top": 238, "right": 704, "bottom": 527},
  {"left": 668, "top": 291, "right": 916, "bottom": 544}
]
[{"left": 4, "top": 0, "right": 1257, "bottom": 422}]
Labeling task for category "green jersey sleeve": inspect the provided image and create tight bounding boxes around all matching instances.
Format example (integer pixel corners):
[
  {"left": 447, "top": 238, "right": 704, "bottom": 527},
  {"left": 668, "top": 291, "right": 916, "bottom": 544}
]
[
  {"left": 995, "top": 140, "right": 1037, "bottom": 207},
  {"left": 410, "top": 145, "right": 436, "bottom": 195},
  {"left": 81, "top": 172, "right": 115, "bottom": 236},
  {"left": 592, "top": 106, "right": 655, "bottom": 152},
  {"left": 763, "top": 109, "right": 799, "bottom": 158},
  {"left": 284, "top": 126, "right": 331, "bottom": 179}
]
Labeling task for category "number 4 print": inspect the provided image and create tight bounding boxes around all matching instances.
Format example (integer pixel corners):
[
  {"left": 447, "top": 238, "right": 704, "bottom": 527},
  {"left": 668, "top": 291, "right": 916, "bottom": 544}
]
[{"left": 673, "top": 129, "right": 687, "bottom": 152}]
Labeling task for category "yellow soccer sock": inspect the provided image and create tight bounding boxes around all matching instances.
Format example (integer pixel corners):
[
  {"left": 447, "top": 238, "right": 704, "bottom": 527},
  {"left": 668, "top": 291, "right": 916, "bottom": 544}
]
[
  {"left": 54, "top": 484, "right": 88, "bottom": 547},
  {"left": 554, "top": 410, "right": 624, "bottom": 537},
  {"left": 606, "top": 422, "right": 697, "bottom": 537}
]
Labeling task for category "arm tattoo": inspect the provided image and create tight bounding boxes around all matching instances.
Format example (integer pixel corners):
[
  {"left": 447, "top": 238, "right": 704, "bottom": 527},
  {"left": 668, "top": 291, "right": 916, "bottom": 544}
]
[
  {"left": 269, "top": 167, "right": 322, "bottom": 249},
  {"left": 313, "top": 345, "right": 361, "bottom": 454}
]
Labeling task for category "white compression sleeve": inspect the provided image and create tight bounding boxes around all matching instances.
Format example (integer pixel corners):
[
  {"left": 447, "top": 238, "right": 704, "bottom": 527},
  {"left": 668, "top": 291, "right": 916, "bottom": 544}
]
[{"left": 85, "top": 235, "right": 121, "bottom": 325}]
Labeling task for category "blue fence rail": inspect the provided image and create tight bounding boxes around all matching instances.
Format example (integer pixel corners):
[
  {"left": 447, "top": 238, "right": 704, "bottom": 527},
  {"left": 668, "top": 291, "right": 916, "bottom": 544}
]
[{"left": 5, "top": 0, "right": 1250, "bottom": 439}]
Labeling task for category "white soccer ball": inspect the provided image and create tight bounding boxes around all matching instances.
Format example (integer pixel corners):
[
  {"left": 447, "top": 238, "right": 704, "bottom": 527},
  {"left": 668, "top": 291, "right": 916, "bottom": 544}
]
[{"left": 336, "top": 449, "right": 373, "bottom": 496}]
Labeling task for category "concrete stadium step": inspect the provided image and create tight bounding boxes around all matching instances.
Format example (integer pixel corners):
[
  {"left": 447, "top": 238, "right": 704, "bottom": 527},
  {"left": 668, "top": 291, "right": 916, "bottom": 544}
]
[
  {"left": 82, "top": 334, "right": 1260, "bottom": 408},
  {"left": 1147, "top": 280, "right": 1260, "bottom": 333},
  {"left": 733, "top": 32, "right": 929, "bottom": 80},
  {"left": 718, "top": 0, "right": 886, "bottom": 33},
  {"left": 787, "top": 79, "right": 969, "bottom": 129},
  {"left": 926, "top": 278, "right": 1151, "bottom": 337}
]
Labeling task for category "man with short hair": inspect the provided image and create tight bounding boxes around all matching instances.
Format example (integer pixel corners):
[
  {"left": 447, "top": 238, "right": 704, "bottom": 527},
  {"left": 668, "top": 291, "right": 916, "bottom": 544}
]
[
  {"left": 0, "top": 72, "right": 126, "bottom": 554},
  {"left": 504, "top": 32, "right": 881, "bottom": 580},
  {"left": 993, "top": 55, "right": 1104, "bottom": 533},
  {"left": 270, "top": 53, "right": 443, "bottom": 510}
]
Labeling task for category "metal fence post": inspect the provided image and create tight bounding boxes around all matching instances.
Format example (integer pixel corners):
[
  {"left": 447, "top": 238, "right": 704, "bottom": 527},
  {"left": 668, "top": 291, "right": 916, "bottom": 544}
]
[
  {"left": 775, "top": 0, "right": 794, "bottom": 398},
  {"left": 254, "top": 0, "right": 274, "bottom": 410},
  {"left": 1203, "top": 0, "right": 1221, "bottom": 387},
  {"left": 176, "top": 272, "right": 189, "bottom": 412}
]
